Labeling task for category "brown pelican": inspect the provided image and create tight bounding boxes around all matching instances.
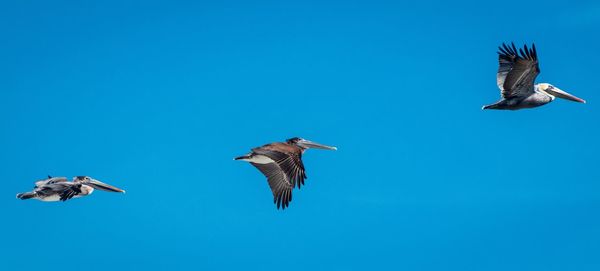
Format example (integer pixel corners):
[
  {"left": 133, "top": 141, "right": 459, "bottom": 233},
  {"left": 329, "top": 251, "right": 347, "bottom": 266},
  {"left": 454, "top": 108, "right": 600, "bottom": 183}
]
[
  {"left": 235, "top": 137, "right": 337, "bottom": 209},
  {"left": 482, "top": 43, "right": 586, "bottom": 110},
  {"left": 16, "top": 176, "right": 125, "bottom": 202}
]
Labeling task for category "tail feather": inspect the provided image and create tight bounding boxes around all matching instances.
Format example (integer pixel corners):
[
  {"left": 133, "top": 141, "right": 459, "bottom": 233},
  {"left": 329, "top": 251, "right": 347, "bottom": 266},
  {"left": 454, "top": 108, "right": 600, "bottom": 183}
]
[
  {"left": 234, "top": 155, "right": 251, "bottom": 161},
  {"left": 16, "top": 192, "right": 36, "bottom": 200},
  {"left": 482, "top": 104, "right": 499, "bottom": 110}
]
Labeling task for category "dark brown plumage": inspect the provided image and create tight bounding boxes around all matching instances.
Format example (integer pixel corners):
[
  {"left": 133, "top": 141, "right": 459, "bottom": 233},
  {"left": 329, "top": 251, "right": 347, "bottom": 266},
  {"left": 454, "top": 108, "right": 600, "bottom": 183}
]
[{"left": 236, "top": 137, "right": 336, "bottom": 210}]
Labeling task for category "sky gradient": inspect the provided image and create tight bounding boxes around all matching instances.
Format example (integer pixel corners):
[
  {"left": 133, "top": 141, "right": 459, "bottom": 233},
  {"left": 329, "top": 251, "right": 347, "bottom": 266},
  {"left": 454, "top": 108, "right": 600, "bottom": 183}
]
[{"left": 1, "top": 1, "right": 600, "bottom": 270}]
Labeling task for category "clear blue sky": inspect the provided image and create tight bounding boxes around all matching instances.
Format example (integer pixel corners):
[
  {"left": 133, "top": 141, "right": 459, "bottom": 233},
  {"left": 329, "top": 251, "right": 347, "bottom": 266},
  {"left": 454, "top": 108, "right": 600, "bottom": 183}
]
[{"left": 1, "top": 1, "right": 599, "bottom": 270}]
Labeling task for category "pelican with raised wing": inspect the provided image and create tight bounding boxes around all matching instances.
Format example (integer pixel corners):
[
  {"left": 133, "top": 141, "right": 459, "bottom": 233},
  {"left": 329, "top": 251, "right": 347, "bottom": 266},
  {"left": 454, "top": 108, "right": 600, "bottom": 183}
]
[
  {"left": 16, "top": 176, "right": 125, "bottom": 202},
  {"left": 483, "top": 43, "right": 586, "bottom": 110},
  {"left": 235, "top": 137, "right": 337, "bottom": 209}
]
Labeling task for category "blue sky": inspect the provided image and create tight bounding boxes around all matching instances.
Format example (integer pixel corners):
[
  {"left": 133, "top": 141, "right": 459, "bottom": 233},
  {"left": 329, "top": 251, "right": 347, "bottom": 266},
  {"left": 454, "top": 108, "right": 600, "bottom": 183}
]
[{"left": 1, "top": 0, "right": 599, "bottom": 270}]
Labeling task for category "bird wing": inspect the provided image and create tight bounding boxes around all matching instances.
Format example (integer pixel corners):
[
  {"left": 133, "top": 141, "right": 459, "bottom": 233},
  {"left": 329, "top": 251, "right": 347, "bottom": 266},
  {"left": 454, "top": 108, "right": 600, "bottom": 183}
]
[
  {"left": 253, "top": 148, "right": 307, "bottom": 189},
  {"left": 497, "top": 43, "right": 540, "bottom": 98},
  {"left": 249, "top": 161, "right": 293, "bottom": 209},
  {"left": 35, "top": 183, "right": 82, "bottom": 201},
  {"left": 35, "top": 177, "right": 68, "bottom": 188},
  {"left": 57, "top": 183, "right": 83, "bottom": 201}
]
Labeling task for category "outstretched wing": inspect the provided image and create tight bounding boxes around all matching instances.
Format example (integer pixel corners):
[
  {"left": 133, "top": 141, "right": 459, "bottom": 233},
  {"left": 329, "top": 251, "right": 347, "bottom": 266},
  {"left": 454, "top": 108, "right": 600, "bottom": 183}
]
[
  {"left": 250, "top": 161, "right": 293, "bottom": 209},
  {"left": 253, "top": 147, "right": 307, "bottom": 189},
  {"left": 497, "top": 43, "right": 540, "bottom": 98}
]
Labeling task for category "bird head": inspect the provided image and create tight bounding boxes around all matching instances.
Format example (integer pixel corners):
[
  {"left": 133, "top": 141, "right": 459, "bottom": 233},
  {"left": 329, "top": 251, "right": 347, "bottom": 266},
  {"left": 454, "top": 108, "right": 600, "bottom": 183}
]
[
  {"left": 73, "top": 176, "right": 126, "bottom": 193},
  {"left": 538, "top": 83, "right": 586, "bottom": 103}
]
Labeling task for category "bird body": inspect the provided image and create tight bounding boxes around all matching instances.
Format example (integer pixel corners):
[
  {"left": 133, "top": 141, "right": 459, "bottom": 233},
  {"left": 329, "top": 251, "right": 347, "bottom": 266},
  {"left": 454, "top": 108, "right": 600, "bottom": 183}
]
[
  {"left": 483, "top": 43, "right": 585, "bottom": 110},
  {"left": 21, "top": 182, "right": 94, "bottom": 202},
  {"left": 236, "top": 137, "right": 336, "bottom": 209},
  {"left": 484, "top": 87, "right": 554, "bottom": 110},
  {"left": 17, "top": 176, "right": 125, "bottom": 202}
]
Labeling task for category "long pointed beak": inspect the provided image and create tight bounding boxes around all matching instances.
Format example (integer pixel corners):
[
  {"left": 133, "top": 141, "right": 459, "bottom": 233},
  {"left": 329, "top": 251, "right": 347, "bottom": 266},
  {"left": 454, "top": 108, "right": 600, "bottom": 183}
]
[
  {"left": 88, "top": 179, "right": 126, "bottom": 193},
  {"left": 546, "top": 87, "right": 586, "bottom": 103},
  {"left": 298, "top": 139, "right": 337, "bottom": 150}
]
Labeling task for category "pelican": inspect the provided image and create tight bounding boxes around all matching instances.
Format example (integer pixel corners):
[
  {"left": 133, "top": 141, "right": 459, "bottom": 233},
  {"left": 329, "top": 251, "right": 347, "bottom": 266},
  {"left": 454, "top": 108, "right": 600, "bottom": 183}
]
[
  {"left": 482, "top": 43, "right": 586, "bottom": 110},
  {"left": 16, "top": 176, "right": 125, "bottom": 202},
  {"left": 235, "top": 137, "right": 337, "bottom": 209}
]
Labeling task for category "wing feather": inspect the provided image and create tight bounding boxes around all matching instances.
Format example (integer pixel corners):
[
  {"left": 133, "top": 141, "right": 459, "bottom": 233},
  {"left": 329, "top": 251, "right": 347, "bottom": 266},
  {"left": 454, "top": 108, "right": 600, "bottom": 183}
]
[
  {"left": 253, "top": 149, "right": 307, "bottom": 189},
  {"left": 250, "top": 162, "right": 293, "bottom": 209},
  {"left": 497, "top": 42, "right": 540, "bottom": 98},
  {"left": 58, "top": 184, "right": 82, "bottom": 201},
  {"left": 34, "top": 183, "right": 82, "bottom": 201}
]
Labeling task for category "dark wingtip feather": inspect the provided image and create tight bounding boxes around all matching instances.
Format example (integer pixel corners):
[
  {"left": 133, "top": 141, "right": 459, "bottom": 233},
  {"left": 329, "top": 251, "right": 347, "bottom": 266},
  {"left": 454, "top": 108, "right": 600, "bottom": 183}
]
[
  {"left": 274, "top": 189, "right": 292, "bottom": 210},
  {"left": 498, "top": 42, "right": 523, "bottom": 60},
  {"left": 499, "top": 43, "right": 507, "bottom": 53},
  {"left": 499, "top": 43, "right": 508, "bottom": 54},
  {"left": 498, "top": 42, "right": 540, "bottom": 60},
  {"left": 276, "top": 195, "right": 281, "bottom": 209}
]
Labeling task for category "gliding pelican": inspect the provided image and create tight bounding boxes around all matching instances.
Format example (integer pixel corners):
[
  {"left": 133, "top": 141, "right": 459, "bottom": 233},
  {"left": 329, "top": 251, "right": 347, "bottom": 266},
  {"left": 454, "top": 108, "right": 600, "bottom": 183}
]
[
  {"left": 16, "top": 176, "right": 125, "bottom": 202},
  {"left": 483, "top": 43, "right": 586, "bottom": 110}
]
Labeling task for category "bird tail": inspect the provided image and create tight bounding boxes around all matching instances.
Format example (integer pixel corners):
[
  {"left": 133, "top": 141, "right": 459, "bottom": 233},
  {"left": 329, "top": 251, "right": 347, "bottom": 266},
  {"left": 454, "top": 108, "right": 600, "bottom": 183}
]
[
  {"left": 482, "top": 103, "right": 500, "bottom": 110},
  {"left": 16, "top": 192, "right": 36, "bottom": 200},
  {"left": 234, "top": 155, "right": 251, "bottom": 161}
]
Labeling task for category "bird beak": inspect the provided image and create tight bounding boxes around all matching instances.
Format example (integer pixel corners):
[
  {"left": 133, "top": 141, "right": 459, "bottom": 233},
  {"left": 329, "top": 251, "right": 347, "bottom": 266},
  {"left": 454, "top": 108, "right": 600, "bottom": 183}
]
[
  {"left": 545, "top": 87, "right": 586, "bottom": 103},
  {"left": 88, "top": 179, "right": 126, "bottom": 193},
  {"left": 297, "top": 139, "right": 337, "bottom": 150}
]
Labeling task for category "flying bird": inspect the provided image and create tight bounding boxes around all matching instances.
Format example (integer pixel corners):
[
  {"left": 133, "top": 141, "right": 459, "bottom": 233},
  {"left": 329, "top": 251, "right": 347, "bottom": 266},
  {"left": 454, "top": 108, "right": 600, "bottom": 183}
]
[
  {"left": 235, "top": 137, "right": 337, "bottom": 209},
  {"left": 16, "top": 176, "right": 125, "bottom": 202},
  {"left": 482, "top": 43, "right": 586, "bottom": 110}
]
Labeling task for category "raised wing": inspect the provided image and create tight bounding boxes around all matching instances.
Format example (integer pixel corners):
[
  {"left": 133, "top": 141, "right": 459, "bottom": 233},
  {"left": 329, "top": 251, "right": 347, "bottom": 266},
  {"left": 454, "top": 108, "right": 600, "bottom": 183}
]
[{"left": 497, "top": 43, "right": 540, "bottom": 98}]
